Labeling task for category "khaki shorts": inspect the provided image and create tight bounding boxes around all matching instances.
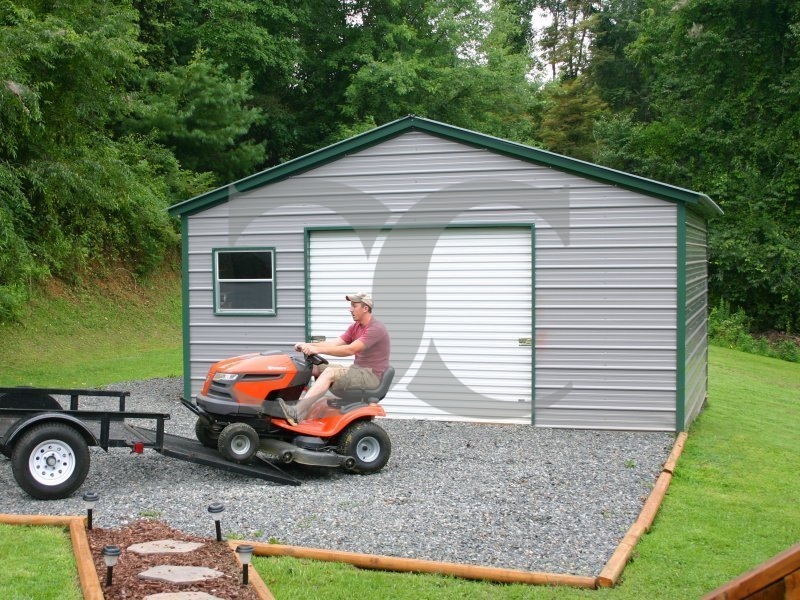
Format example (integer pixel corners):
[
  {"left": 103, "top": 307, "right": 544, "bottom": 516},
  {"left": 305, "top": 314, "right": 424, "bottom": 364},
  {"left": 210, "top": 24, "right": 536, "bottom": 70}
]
[{"left": 320, "top": 363, "right": 380, "bottom": 395}]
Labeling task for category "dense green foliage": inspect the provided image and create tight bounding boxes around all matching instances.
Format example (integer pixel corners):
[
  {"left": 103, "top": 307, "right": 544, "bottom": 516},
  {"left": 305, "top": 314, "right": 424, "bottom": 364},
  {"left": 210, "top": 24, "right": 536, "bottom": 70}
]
[{"left": 1, "top": 0, "right": 798, "bottom": 331}]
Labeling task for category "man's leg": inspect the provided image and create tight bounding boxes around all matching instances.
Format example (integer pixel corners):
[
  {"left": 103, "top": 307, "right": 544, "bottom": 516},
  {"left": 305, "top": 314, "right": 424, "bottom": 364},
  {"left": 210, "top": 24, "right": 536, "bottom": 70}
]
[
  {"left": 294, "top": 367, "right": 337, "bottom": 416},
  {"left": 278, "top": 365, "right": 341, "bottom": 425}
]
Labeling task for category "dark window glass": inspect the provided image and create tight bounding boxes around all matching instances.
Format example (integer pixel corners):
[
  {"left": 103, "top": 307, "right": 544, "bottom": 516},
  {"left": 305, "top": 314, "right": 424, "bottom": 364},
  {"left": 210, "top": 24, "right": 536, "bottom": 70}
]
[{"left": 215, "top": 250, "right": 275, "bottom": 314}]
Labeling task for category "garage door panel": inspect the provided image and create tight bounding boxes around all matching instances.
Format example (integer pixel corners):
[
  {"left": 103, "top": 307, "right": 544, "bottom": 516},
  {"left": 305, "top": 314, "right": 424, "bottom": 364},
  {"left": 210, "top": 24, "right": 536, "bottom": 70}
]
[{"left": 309, "top": 227, "right": 532, "bottom": 422}]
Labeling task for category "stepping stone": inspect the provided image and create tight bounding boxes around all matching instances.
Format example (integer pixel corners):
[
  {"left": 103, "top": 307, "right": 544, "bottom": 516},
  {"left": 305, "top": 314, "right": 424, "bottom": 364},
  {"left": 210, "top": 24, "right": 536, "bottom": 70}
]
[
  {"left": 143, "top": 593, "right": 224, "bottom": 600},
  {"left": 138, "top": 565, "right": 224, "bottom": 584},
  {"left": 129, "top": 539, "right": 204, "bottom": 554}
]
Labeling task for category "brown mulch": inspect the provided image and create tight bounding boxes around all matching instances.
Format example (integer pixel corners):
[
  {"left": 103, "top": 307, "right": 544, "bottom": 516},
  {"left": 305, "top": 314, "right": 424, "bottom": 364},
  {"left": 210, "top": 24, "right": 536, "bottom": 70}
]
[{"left": 86, "top": 519, "right": 260, "bottom": 600}]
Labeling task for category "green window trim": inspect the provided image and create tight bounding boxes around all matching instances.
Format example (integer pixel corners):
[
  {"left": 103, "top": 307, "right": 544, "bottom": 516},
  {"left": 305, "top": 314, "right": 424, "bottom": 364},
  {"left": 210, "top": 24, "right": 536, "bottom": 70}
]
[{"left": 212, "top": 247, "right": 277, "bottom": 316}]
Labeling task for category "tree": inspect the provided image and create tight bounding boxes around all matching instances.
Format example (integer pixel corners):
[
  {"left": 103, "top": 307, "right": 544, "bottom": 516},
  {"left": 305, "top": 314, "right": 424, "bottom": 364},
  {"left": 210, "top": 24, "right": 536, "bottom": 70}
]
[
  {"left": 535, "top": 0, "right": 598, "bottom": 81},
  {"left": 0, "top": 1, "right": 211, "bottom": 320},
  {"left": 337, "top": 0, "right": 540, "bottom": 144},
  {"left": 537, "top": 77, "right": 608, "bottom": 160},
  {"left": 585, "top": 0, "right": 648, "bottom": 116},
  {"left": 594, "top": 0, "right": 800, "bottom": 331},
  {"left": 122, "top": 50, "right": 265, "bottom": 182}
]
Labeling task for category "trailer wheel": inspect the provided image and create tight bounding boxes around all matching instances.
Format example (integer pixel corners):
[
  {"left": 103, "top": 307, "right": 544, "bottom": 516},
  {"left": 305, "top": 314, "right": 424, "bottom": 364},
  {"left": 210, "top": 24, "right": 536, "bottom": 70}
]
[
  {"left": 11, "top": 423, "right": 90, "bottom": 500},
  {"left": 217, "top": 423, "right": 259, "bottom": 464},
  {"left": 337, "top": 421, "right": 391, "bottom": 474},
  {"left": 194, "top": 418, "right": 220, "bottom": 449}
]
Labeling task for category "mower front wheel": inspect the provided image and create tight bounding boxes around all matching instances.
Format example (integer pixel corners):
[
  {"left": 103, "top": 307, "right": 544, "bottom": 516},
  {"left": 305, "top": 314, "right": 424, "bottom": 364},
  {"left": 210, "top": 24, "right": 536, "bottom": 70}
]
[
  {"left": 194, "top": 418, "right": 220, "bottom": 449},
  {"left": 217, "top": 423, "right": 260, "bottom": 464},
  {"left": 337, "top": 421, "right": 391, "bottom": 474}
]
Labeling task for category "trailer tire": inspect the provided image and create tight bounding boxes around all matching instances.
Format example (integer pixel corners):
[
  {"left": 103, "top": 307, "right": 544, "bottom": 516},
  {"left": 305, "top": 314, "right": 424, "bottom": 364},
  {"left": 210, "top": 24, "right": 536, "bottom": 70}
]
[
  {"left": 11, "top": 423, "right": 90, "bottom": 500},
  {"left": 194, "top": 418, "right": 220, "bottom": 449},
  {"left": 337, "top": 421, "right": 391, "bottom": 474},
  {"left": 218, "top": 423, "right": 259, "bottom": 464}
]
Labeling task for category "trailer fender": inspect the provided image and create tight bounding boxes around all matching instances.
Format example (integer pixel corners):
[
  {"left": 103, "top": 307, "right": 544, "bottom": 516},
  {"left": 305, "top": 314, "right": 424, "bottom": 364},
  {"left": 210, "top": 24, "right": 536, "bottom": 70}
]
[{"left": 2, "top": 413, "right": 99, "bottom": 452}]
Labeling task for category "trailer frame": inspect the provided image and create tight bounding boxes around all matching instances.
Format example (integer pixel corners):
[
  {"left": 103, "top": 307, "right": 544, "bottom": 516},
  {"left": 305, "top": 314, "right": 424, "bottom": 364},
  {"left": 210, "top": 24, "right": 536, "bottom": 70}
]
[{"left": 0, "top": 386, "right": 300, "bottom": 500}]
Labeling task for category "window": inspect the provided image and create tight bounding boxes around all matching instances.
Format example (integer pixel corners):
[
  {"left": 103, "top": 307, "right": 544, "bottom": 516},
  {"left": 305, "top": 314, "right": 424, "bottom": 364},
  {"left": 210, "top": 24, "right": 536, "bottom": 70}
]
[{"left": 213, "top": 248, "right": 276, "bottom": 315}]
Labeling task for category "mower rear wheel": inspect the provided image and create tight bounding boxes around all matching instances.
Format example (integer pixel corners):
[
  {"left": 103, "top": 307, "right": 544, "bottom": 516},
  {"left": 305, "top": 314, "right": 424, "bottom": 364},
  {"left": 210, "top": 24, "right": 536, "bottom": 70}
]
[
  {"left": 194, "top": 418, "right": 220, "bottom": 449},
  {"left": 217, "top": 423, "right": 260, "bottom": 464},
  {"left": 337, "top": 421, "right": 391, "bottom": 474}
]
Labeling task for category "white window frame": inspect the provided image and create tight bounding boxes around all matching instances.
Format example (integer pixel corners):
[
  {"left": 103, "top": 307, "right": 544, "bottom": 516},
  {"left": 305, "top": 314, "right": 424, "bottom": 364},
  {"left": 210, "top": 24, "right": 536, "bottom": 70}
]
[{"left": 213, "top": 247, "right": 276, "bottom": 316}]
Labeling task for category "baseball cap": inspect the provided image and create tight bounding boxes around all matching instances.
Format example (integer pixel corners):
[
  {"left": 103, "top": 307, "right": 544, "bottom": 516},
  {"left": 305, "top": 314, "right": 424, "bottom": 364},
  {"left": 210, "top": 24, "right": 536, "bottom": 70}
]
[{"left": 346, "top": 292, "right": 373, "bottom": 309}]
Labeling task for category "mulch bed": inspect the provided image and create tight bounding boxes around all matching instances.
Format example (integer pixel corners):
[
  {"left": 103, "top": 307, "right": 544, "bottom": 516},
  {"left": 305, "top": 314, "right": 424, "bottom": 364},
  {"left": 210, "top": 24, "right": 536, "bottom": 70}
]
[{"left": 86, "top": 519, "right": 260, "bottom": 599}]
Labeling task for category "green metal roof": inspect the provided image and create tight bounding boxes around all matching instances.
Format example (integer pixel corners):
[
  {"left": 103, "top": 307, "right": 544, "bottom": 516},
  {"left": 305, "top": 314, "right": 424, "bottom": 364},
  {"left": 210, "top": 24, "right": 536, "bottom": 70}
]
[{"left": 167, "top": 115, "right": 722, "bottom": 218}]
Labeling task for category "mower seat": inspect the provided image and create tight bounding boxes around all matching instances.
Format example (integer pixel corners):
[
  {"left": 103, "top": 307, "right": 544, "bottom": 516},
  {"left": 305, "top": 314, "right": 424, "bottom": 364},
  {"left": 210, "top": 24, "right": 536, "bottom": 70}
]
[{"left": 328, "top": 366, "right": 395, "bottom": 411}]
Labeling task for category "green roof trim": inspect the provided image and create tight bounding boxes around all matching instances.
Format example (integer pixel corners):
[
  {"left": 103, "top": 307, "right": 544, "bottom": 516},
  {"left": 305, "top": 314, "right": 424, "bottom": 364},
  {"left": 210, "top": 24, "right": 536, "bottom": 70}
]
[{"left": 168, "top": 115, "right": 723, "bottom": 218}]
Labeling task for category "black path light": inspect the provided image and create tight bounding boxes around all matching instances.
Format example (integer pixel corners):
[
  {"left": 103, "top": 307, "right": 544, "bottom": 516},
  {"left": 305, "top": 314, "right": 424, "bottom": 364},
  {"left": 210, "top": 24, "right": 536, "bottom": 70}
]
[
  {"left": 82, "top": 491, "right": 99, "bottom": 530},
  {"left": 101, "top": 545, "right": 121, "bottom": 587},
  {"left": 208, "top": 502, "right": 225, "bottom": 542},
  {"left": 235, "top": 544, "right": 254, "bottom": 585}
]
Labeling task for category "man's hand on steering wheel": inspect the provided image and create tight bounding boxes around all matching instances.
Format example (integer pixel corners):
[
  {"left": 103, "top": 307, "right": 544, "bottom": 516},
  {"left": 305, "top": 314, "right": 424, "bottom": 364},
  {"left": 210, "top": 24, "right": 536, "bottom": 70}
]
[
  {"left": 295, "top": 342, "right": 328, "bottom": 364},
  {"left": 294, "top": 342, "right": 314, "bottom": 355}
]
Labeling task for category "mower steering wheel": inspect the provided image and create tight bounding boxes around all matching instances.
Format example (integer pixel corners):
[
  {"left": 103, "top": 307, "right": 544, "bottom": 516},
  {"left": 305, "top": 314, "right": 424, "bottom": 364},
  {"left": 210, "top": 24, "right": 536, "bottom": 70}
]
[{"left": 307, "top": 353, "right": 328, "bottom": 366}]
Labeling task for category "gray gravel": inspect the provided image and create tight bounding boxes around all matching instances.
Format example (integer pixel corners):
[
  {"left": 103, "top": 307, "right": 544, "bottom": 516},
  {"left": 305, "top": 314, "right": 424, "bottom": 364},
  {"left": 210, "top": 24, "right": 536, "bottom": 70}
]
[{"left": 0, "top": 377, "right": 674, "bottom": 576}]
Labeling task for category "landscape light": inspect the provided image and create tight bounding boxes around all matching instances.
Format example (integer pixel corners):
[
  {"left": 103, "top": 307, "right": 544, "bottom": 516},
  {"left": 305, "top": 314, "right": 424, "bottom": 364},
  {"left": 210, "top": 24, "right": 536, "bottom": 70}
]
[
  {"left": 235, "top": 544, "right": 254, "bottom": 585},
  {"left": 82, "top": 491, "right": 99, "bottom": 530},
  {"left": 208, "top": 502, "right": 225, "bottom": 542},
  {"left": 101, "top": 545, "right": 121, "bottom": 587}
]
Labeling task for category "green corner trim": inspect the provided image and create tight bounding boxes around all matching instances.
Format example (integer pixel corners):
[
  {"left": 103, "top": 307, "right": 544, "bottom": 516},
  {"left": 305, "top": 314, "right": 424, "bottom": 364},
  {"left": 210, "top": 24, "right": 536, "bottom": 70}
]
[
  {"left": 676, "top": 204, "right": 687, "bottom": 432},
  {"left": 180, "top": 216, "right": 192, "bottom": 400}
]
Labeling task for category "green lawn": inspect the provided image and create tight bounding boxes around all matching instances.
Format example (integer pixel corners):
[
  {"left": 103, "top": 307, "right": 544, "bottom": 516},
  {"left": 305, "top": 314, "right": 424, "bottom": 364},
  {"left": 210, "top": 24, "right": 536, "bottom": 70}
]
[
  {"left": 0, "top": 272, "right": 182, "bottom": 387},
  {"left": 0, "top": 524, "right": 82, "bottom": 600},
  {"left": 1, "top": 277, "right": 798, "bottom": 599}
]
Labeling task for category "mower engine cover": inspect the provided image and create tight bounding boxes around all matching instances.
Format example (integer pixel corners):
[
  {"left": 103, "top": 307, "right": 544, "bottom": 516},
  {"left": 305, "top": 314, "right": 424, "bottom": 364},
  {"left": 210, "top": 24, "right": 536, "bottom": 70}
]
[{"left": 197, "top": 351, "right": 312, "bottom": 416}]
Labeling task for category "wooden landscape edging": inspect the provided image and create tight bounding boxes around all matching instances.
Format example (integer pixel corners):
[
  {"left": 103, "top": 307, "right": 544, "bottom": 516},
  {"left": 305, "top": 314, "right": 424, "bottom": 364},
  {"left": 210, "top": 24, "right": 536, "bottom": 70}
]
[
  {"left": 243, "top": 540, "right": 598, "bottom": 587},
  {"left": 701, "top": 542, "right": 800, "bottom": 600},
  {"left": 596, "top": 431, "right": 688, "bottom": 587}
]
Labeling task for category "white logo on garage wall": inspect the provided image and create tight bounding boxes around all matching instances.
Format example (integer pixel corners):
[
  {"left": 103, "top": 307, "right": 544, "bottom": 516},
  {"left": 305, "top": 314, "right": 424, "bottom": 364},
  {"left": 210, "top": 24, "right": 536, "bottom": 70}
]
[{"left": 227, "top": 179, "right": 572, "bottom": 416}]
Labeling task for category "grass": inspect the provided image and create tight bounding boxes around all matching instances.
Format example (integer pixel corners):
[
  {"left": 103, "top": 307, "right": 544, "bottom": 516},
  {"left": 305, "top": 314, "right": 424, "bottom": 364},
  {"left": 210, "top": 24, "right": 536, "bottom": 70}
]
[
  {"left": 0, "top": 269, "right": 182, "bottom": 387},
  {"left": 0, "top": 277, "right": 798, "bottom": 598},
  {"left": 0, "top": 524, "right": 82, "bottom": 600}
]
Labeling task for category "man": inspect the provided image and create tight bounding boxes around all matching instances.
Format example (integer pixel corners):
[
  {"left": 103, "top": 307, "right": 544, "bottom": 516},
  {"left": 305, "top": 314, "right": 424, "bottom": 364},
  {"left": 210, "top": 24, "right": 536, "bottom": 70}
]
[{"left": 278, "top": 291, "right": 390, "bottom": 425}]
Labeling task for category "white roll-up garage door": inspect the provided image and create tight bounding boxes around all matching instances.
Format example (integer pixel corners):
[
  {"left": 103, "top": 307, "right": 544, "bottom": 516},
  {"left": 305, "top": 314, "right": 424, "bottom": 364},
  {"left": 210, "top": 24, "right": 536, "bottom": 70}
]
[{"left": 308, "top": 227, "right": 533, "bottom": 423}]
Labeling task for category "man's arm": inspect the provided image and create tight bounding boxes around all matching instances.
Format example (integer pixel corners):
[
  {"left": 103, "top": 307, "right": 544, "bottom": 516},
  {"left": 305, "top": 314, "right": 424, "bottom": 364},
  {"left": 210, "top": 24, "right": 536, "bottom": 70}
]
[{"left": 295, "top": 338, "right": 365, "bottom": 357}]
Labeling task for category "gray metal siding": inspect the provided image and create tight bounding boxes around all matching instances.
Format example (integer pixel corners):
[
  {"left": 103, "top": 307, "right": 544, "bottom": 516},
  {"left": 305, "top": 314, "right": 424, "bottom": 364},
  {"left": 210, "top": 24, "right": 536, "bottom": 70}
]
[
  {"left": 183, "top": 131, "right": 683, "bottom": 430},
  {"left": 684, "top": 209, "right": 709, "bottom": 427},
  {"left": 534, "top": 198, "right": 678, "bottom": 430}
]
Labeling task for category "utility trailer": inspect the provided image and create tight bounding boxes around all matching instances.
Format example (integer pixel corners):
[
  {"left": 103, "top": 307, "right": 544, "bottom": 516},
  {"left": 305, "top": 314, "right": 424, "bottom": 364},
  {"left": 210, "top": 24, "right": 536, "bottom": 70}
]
[{"left": 0, "top": 386, "right": 300, "bottom": 500}]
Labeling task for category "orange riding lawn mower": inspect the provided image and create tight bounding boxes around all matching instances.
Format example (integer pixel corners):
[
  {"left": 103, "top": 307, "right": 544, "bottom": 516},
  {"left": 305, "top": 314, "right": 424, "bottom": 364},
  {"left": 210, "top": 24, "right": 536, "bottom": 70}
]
[{"left": 183, "top": 350, "right": 396, "bottom": 475}]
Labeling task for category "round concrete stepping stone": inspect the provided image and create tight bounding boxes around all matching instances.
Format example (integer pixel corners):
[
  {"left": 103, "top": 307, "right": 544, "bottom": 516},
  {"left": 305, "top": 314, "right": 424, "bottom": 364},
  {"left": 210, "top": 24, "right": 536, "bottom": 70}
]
[
  {"left": 138, "top": 565, "right": 224, "bottom": 584},
  {"left": 144, "top": 593, "right": 224, "bottom": 600},
  {"left": 129, "top": 539, "right": 205, "bottom": 554}
]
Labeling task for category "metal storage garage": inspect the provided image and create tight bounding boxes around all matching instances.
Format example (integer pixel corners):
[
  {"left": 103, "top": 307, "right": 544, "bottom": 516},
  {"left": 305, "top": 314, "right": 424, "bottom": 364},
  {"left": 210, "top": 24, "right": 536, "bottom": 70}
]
[{"left": 168, "top": 116, "right": 722, "bottom": 432}]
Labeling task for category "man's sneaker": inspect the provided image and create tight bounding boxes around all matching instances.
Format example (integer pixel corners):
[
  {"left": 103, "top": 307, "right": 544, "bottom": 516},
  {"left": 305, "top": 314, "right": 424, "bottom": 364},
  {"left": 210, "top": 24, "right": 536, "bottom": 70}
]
[{"left": 277, "top": 397, "right": 298, "bottom": 426}]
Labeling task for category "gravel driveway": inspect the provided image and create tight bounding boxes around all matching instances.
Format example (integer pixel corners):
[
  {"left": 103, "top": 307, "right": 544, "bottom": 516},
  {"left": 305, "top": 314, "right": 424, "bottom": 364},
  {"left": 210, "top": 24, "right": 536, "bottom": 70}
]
[{"left": 0, "top": 377, "right": 675, "bottom": 576}]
